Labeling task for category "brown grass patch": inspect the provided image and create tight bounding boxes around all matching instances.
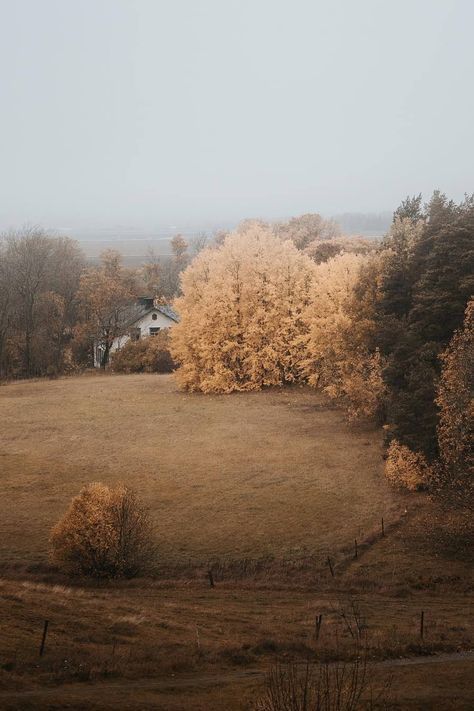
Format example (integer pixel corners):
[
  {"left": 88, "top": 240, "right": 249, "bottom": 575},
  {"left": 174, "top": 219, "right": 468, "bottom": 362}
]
[{"left": 0, "top": 373, "right": 405, "bottom": 567}]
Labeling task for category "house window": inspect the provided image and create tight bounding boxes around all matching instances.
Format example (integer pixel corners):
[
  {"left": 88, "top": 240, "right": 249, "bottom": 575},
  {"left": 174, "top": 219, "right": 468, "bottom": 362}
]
[
  {"left": 130, "top": 327, "right": 141, "bottom": 341},
  {"left": 151, "top": 312, "right": 158, "bottom": 320},
  {"left": 149, "top": 327, "right": 161, "bottom": 336}
]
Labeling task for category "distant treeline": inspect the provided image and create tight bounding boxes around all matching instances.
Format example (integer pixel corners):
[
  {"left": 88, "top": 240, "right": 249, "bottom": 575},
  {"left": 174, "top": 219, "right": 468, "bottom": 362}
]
[
  {"left": 0, "top": 230, "right": 190, "bottom": 377},
  {"left": 333, "top": 211, "right": 392, "bottom": 235}
]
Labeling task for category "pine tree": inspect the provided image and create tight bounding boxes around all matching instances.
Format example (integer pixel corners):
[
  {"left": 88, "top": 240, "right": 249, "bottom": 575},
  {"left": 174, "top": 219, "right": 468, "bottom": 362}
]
[{"left": 375, "top": 193, "right": 474, "bottom": 458}]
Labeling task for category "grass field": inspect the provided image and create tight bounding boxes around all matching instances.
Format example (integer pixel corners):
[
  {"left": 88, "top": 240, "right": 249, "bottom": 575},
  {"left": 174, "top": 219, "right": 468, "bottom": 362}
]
[
  {"left": 0, "top": 373, "right": 472, "bottom": 709},
  {"left": 0, "top": 373, "right": 404, "bottom": 567}
]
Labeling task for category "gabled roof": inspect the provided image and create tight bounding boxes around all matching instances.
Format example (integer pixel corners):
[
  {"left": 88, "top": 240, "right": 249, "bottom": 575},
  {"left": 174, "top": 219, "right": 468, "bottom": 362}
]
[
  {"left": 120, "top": 300, "right": 179, "bottom": 329},
  {"left": 155, "top": 303, "right": 179, "bottom": 322}
]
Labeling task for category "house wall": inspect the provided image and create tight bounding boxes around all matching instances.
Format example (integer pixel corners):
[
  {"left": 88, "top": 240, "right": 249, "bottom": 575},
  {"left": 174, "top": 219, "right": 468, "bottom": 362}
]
[{"left": 94, "top": 310, "right": 176, "bottom": 367}]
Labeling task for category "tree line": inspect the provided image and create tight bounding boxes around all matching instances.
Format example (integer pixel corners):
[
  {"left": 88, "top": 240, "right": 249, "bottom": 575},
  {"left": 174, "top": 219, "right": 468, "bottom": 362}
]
[
  {"left": 1, "top": 199, "right": 471, "bottom": 502},
  {"left": 0, "top": 230, "right": 192, "bottom": 375},
  {"left": 170, "top": 193, "right": 473, "bottom": 502}
]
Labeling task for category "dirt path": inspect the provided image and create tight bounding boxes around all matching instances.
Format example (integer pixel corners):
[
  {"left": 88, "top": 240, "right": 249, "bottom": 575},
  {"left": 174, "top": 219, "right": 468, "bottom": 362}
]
[{"left": 1, "top": 650, "right": 473, "bottom": 706}]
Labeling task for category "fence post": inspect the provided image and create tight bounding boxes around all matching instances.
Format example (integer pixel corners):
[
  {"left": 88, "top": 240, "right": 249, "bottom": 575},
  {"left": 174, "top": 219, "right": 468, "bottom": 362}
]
[
  {"left": 327, "top": 556, "right": 335, "bottom": 578},
  {"left": 208, "top": 569, "right": 215, "bottom": 588},
  {"left": 354, "top": 539, "right": 358, "bottom": 559},
  {"left": 315, "top": 614, "right": 323, "bottom": 641},
  {"left": 381, "top": 517, "right": 385, "bottom": 537},
  {"left": 420, "top": 611, "right": 424, "bottom": 640},
  {"left": 39, "top": 620, "right": 49, "bottom": 657}
]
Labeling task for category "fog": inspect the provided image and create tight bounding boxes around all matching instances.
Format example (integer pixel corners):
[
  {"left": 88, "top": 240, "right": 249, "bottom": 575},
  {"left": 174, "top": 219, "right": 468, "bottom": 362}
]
[{"left": 1, "top": 0, "right": 473, "bottom": 233}]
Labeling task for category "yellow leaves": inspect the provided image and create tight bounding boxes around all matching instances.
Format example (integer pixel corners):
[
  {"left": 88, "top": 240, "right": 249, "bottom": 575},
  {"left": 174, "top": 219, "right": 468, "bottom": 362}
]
[
  {"left": 300, "top": 252, "right": 385, "bottom": 419},
  {"left": 50, "top": 483, "right": 156, "bottom": 578},
  {"left": 171, "top": 231, "right": 387, "bottom": 419},
  {"left": 384, "top": 440, "right": 432, "bottom": 491},
  {"left": 170, "top": 227, "right": 392, "bottom": 425},
  {"left": 436, "top": 299, "right": 474, "bottom": 482},
  {"left": 171, "top": 225, "right": 316, "bottom": 393}
]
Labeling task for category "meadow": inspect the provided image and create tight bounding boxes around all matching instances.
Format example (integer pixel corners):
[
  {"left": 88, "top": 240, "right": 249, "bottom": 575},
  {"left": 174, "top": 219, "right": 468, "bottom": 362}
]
[
  {"left": 0, "top": 373, "right": 472, "bottom": 709},
  {"left": 0, "top": 373, "right": 403, "bottom": 568}
]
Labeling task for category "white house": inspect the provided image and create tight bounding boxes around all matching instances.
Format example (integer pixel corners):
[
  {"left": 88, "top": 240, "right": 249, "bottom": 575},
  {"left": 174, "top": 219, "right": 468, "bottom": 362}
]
[{"left": 94, "top": 297, "right": 179, "bottom": 368}]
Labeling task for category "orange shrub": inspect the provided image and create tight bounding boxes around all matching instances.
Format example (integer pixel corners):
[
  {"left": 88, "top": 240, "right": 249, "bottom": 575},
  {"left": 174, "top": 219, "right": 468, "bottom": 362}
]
[
  {"left": 111, "top": 331, "right": 175, "bottom": 373},
  {"left": 50, "top": 483, "right": 156, "bottom": 578},
  {"left": 384, "top": 440, "right": 431, "bottom": 491}
]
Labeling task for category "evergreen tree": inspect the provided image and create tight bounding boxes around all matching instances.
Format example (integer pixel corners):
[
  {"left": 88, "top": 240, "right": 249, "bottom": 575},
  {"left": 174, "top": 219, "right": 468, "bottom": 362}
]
[{"left": 376, "top": 193, "right": 474, "bottom": 458}]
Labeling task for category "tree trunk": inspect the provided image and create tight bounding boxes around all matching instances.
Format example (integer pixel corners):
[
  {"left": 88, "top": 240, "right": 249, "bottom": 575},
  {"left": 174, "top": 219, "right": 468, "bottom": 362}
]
[{"left": 101, "top": 341, "right": 111, "bottom": 369}]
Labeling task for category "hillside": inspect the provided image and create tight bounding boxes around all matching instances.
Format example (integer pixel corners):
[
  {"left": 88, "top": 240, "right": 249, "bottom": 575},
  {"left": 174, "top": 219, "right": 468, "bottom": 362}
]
[
  {"left": 0, "top": 374, "right": 472, "bottom": 709},
  {"left": 0, "top": 373, "right": 404, "bottom": 568}
]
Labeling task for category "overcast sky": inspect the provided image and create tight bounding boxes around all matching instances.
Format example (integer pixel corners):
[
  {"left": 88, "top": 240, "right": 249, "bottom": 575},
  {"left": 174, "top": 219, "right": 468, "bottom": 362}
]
[{"left": 0, "top": 0, "right": 473, "bottom": 231}]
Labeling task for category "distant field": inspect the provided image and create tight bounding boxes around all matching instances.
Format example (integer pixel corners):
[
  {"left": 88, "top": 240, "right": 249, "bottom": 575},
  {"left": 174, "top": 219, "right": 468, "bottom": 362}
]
[
  {"left": 0, "top": 374, "right": 404, "bottom": 567},
  {"left": 77, "top": 236, "right": 175, "bottom": 265}
]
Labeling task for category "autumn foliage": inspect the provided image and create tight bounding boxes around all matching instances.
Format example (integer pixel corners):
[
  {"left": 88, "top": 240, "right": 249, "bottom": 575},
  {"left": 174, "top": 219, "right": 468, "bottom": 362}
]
[
  {"left": 171, "top": 226, "right": 384, "bottom": 420},
  {"left": 111, "top": 331, "right": 175, "bottom": 373},
  {"left": 171, "top": 225, "right": 315, "bottom": 392},
  {"left": 301, "top": 253, "right": 385, "bottom": 420},
  {"left": 435, "top": 299, "right": 474, "bottom": 500},
  {"left": 50, "top": 483, "right": 156, "bottom": 578},
  {"left": 384, "top": 440, "right": 431, "bottom": 491}
]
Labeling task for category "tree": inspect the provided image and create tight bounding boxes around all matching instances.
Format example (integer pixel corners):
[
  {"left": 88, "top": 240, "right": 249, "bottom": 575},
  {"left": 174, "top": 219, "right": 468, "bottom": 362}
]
[
  {"left": 6, "top": 228, "right": 55, "bottom": 376},
  {"left": 0, "top": 238, "right": 14, "bottom": 375},
  {"left": 374, "top": 193, "right": 474, "bottom": 458},
  {"left": 393, "top": 193, "right": 423, "bottom": 222},
  {"left": 50, "top": 483, "right": 156, "bottom": 578},
  {"left": 435, "top": 299, "right": 473, "bottom": 501},
  {"left": 190, "top": 231, "right": 209, "bottom": 255},
  {"left": 274, "top": 213, "right": 341, "bottom": 250},
  {"left": 142, "top": 246, "right": 162, "bottom": 295},
  {"left": 0, "top": 227, "right": 84, "bottom": 377},
  {"left": 301, "top": 253, "right": 385, "bottom": 419},
  {"left": 304, "top": 235, "right": 377, "bottom": 265},
  {"left": 140, "top": 235, "right": 190, "bottom": 300},
  {"left": 171, "top": 224, "right": 315, "bottom": 392},
  {"left": 77, "top": 250, "right": 136, "bottom": 368}
]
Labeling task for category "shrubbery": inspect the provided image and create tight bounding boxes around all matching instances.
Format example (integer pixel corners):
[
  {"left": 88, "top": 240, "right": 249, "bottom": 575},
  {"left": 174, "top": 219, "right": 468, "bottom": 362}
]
[
  {"left": 111, "top": 331, "right": 175, "bottom": 373},
  {"left": 384, "top": 440, "right": 431, "bottom": 491},
  {"left": 50, "top": 483, "right": 156, "bottom": 578}
]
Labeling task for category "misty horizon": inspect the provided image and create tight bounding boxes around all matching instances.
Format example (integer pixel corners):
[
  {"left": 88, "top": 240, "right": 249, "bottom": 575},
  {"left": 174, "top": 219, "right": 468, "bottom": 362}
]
[{"left": 1, "top": 0, "right": 473, "bottom": 230}]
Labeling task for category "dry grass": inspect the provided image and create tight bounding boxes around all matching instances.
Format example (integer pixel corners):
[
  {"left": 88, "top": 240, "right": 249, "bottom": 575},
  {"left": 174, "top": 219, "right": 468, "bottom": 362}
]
[
  {"left": 0, "top": 373, "right": 472, "bottom": 709},
  {"left": 0, "top": 373, "right": 404, "bottom": 568},
  {"left": 0, "top": 549, "right": 473, "bottom": 708}
]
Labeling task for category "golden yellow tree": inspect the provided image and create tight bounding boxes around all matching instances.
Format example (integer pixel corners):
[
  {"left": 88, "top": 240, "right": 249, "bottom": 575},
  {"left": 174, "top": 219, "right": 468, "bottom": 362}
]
[
  {"left": 436, "top": 299, "right": 473, "bottom": 498},
  {"left": 171, "top": 225, "right": 315, "bottom": 392},
  {"left": 301, "top": 252, "right": 385, "bottom": 419}
]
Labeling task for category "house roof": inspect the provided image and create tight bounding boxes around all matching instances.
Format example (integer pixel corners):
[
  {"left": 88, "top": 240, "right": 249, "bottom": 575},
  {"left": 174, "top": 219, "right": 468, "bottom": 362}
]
[
  {"left": 155, "top": 303, "right": 180, "bottom": 322},
  {"left": 121, "top": 300, "right": 179, "bottom": 329}
]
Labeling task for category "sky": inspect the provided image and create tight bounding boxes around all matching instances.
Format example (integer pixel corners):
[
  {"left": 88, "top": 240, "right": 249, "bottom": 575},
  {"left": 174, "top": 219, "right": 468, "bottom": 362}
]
[{"left": 0, "top": 0, "right": 473, "bottom": 232}]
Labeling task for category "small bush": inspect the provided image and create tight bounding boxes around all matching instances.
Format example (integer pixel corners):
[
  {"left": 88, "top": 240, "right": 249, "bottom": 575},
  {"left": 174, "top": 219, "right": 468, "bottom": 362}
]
[
  {"left": 254, "top": 647, "right": 387, "bottom": 711},
  {"left": 384, "top": 440, "right": 431, "bottom": 491},
  {"left": 111, "top": 332, "right": 175, "bottom": 373},
  {"left": 50, "top": 483, "right": 156, "bottom": 578}
]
